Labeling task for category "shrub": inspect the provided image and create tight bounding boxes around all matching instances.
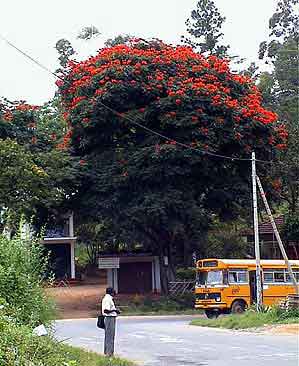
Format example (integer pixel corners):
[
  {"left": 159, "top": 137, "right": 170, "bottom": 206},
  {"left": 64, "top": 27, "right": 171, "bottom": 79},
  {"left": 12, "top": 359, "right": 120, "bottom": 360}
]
[
  {"left": 0, "top": 313, "right": 133, "bottom": 366},
  {"left": 0, "top": 234, "right": 55, "bottom": 327},
  {"left": 283, "top": 214, "right": 299, "bottom": 242},
  {"left": 176, "top": 268, "right": 196, "bottom": 281},
  {"left": 0, "top": 312, "right": 66, "bottom": 366}
]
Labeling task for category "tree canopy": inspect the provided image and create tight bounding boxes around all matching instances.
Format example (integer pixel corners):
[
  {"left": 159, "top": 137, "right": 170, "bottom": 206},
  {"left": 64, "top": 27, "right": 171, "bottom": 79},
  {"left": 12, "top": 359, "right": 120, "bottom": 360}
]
[
  {"left": 182, "top": 0, "right": 229, "bottom": 57},
  {"left": 57, "top": 41, "right": 287, "bottom": 291},
  {"left": 258, "top": 0, "right": 298, "bottom": 216},
  {"left": 0, "top": 99, "right": 78, "bottom": 230}
]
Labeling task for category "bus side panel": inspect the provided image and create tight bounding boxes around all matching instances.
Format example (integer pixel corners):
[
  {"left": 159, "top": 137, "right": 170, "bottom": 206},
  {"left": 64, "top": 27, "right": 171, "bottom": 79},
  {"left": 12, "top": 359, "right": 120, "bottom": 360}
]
[
  {"left": 222, "top": 285, "right": 251, "bottom": 308},
  {"left": 263, "top": 284, "right": 297, "bottom": 306}
]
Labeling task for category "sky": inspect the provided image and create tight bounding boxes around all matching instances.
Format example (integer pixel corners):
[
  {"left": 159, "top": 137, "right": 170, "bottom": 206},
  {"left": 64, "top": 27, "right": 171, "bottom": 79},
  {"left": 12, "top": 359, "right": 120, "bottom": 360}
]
[{"left": 0, "top": 0, "right": 277, "bottom": 105}]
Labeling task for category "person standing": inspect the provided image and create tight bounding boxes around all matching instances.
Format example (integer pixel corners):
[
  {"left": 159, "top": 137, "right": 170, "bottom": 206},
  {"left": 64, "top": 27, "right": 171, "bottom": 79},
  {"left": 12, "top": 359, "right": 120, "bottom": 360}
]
[{"left": 101, "top": 287, "right": 120, "bottom": 356}]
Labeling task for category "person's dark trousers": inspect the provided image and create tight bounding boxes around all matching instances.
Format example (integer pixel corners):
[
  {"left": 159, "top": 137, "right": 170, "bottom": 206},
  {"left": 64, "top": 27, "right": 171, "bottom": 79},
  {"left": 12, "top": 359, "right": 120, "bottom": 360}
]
[{"left": 104, "top": 317, "right": 116, "bottom": 356}]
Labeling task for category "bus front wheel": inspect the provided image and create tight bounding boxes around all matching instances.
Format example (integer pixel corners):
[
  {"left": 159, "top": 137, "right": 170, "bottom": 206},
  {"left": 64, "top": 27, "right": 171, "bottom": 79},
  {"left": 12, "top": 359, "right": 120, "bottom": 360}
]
[
  {"left": 231, "top": 300, "right": 246, "bottom": 314},
  {"left": 205, "top": 310, "right": 219, "bottom": 319}
]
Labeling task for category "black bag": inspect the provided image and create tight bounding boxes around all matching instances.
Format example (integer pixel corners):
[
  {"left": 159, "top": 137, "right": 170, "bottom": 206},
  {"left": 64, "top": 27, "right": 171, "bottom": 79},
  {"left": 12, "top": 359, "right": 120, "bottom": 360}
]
[{"left": 97, "top": 315, "right": 105, "bottom": 329}]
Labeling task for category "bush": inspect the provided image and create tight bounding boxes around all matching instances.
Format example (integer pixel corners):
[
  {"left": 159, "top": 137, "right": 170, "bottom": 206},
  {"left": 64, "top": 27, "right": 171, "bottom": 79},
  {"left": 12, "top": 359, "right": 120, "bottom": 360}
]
[
  {"left": 0, "top": 233, "right": 132, "bottom": 366},
  {"left": 176, "top": 268, "right": 196, "bottom": 281},
  {"left": 120, "top": 293, "right": 196, "bottom": 314},
  {"left": 283, "top": 214, "right": 299, "bottom": 241},
  {"left": 0, "top": 315, "right": 66, "bottom": 366},
  {"left": 0, "top": 313, "right": 133, "bottom": 366},
  {"left": 0, "top": 234, "right": 55, "bottom": 327}
]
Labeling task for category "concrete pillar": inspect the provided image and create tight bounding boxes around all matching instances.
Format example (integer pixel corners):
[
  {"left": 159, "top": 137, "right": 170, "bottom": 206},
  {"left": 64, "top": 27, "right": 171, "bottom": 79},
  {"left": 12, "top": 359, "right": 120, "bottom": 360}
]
[
  {"left": 154, "top": 257, "right": 161, "bottom": 293},
  {"left": 70, "top": 241, "right": 75, "bottom": 279},
  {"left": 113, "top": 268, "right": 119, "bottom": 294},
  {"left": 69, "top": 212, "right": 74, "bottom": 237},
  {"left": 107, "top": 269, "right": 113, "bottom": 287}
]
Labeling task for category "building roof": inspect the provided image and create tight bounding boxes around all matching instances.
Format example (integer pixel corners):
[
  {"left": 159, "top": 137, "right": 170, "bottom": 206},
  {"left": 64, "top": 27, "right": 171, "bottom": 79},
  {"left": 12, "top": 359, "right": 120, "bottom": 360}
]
[
  {"left": 99, "top": 252, "right": 155, "bottom": 258},
  {"left": 243, "top": 215, "right": 284, "bottom": 236}
]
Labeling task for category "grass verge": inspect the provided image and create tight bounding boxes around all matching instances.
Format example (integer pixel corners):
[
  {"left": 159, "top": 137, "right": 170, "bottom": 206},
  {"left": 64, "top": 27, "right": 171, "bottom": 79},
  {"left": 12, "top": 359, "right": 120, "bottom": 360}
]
[
  {"left": 117, "top": 293, "right": 197, "bottom": 316},
  {"left": 59, "top": 343, "right": 134, "bottom": 366},
  {"left": 121, "top": 309, "right": 201, "bottom": 316},
  {"left": 191, "top": 307, "right": 299, "bottom": 330},
  {"left": 0, "top": 315, "right": 134, "bottom": 366}
]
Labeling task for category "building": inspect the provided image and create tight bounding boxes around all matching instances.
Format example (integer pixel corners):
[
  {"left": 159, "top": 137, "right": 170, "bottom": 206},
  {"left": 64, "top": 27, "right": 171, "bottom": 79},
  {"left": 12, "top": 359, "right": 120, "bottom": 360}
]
[
  {"left": 98, "top": 253, "right": 161, "bottom": 294},
  {"left": 43, "top": 213, "right": 76, "bottom": 279},
  {"left": 243, "top": 215, "right": 298, "bottom": 259}
]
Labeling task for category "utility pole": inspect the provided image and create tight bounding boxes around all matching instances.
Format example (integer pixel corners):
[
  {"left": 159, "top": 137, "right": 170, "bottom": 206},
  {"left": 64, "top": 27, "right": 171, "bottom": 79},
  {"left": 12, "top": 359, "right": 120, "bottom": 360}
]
[
  {"left": 256, "top": 175, "right": 299, "bottom": 294},
  {"left": 251, "top": 152, "right": 263, "bottom": 311}
]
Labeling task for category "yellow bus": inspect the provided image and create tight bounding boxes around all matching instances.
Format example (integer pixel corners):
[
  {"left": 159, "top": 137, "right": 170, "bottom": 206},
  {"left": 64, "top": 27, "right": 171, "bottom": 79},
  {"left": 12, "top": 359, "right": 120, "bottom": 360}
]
[{"left": 195, "top": 258, "right": 299, "bottom": 318}]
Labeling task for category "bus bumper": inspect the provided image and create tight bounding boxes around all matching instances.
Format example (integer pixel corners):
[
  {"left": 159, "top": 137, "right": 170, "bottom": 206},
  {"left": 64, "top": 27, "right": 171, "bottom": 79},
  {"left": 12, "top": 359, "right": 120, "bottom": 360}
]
[{"left": 195, "top": 303, "right": 227, "bottom": 309}]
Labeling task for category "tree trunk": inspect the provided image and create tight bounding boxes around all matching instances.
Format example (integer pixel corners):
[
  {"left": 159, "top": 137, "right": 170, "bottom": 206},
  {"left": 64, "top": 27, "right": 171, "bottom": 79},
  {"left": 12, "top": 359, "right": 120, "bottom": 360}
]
[{"left": 157, "top": 240, "right": 177, "bottom": 295}]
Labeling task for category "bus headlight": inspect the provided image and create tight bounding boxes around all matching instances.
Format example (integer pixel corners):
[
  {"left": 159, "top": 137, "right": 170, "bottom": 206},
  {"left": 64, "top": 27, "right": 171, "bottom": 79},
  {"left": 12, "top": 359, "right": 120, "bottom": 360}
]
[{"left": 215, "top": 297, "right": 221, "bottom": 302}]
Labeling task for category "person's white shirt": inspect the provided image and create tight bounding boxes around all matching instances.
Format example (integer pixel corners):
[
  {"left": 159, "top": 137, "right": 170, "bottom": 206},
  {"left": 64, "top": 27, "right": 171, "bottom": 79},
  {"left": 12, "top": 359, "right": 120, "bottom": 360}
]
[{"left": 102, "top": 294, "right": 117, "bottom": 317}]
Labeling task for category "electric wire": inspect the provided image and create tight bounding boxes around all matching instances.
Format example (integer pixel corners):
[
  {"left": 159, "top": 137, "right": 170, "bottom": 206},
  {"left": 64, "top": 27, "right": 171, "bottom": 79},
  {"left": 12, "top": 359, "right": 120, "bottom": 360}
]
[{"left": 0, "top": 33, "right": 274, "bottom": 164}]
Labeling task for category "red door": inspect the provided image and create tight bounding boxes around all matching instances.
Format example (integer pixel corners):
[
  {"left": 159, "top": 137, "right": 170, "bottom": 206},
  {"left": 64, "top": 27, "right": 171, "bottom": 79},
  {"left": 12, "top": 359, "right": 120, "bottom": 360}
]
[{"left": 118, "top": 262, "right": 152, "bottom": 294}]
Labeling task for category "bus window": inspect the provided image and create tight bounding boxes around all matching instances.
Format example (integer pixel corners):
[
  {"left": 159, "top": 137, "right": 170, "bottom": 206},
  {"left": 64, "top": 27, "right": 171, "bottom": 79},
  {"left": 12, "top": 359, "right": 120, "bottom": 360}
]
[
  {"left": 285, "top": 271, "right": 299, "bottom": 282},
  {"left": 228, "top": 269, "right": 248, "bottom": 284},
  {"left": 263, "top": 269, "right": 299, "bottom": 283},
  {"left": 264, "top": 271, "right": 274, "bottom": 283},
  {"left": 196, "top": 271, "right": 223, "bottom": 285},
  {"left": 274, "top": 271, "right": 285, "bottom": 282}
]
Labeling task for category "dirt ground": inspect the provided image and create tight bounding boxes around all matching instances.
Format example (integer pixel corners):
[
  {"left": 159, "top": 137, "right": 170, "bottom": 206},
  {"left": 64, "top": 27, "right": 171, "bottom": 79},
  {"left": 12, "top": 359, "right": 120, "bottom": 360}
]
[
  {"left": 266, "top": 323, "right": 299, "bottom": 335},
  {"left": 47, "top": 284, "right": 106, "bottom": 318},
  {"left": 47, "top": 280, "right": 299, "bottom": 335}
]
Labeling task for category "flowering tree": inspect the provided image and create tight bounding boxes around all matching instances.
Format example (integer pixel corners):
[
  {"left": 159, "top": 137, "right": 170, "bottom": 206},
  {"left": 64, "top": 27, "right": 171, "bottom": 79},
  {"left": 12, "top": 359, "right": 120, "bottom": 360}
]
[
  {"left": 0, "top": 99, "right": 77, "bottom": 230},
  {"left": 59, "top": 41, "right": 287, "bottom": 292}
]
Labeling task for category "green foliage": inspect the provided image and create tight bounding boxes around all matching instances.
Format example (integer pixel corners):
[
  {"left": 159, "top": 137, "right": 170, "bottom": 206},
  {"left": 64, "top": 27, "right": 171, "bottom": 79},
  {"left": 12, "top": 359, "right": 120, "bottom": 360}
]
[
  {"left": 55, "top": 38, "right": 75, "bottom": 68},
  {"left": 75, "top": 244, "right": 90, "bottom": 269},
  {"left": 76, "top": 221, "right": 109, "bottom": 265},
  {"left": 121, "top": 293, "right": 195, "bottom": 314},
  {"left": 58, "top": 344, "right": 134, "bottom": 366},
  {"left": 105, "top": 34, "right": 134, "bottom": 47},
  {"left": 59, "top": 41, "right": 285, "bottom": 292},
  {"left": 204, "top": 221, "right": 250, "bottom": 258},
  {"left": 191, "top": 305, "right": 299, "bottom": 329},
  {"left": 283, "top": 214, "right": 299, "bottom": 241},
  {"left": 0, "top": 234, "right": 55, "bottom": 327},
  {"left": 0, "top": 99, "right": 79, "bottom": 229},
  {"left": 0, "top": 316, "right": 65, "bottom": 366},
  {"left": 258, "top": 0, "right": 299, "bottom": 215},
  {"left": 77, "top": 26, "right": 100, "bottom": 40},
  {"left": 0, "top": 314, "right": 133, "bottom": 366},
  {"left": 0, "top": 139, "right": 47, "bottom": 220},
  {"left": 176, "top": 267, "right": 196, "bottom": 281},
  {"left": 182, "top": 0, "right": 229, "bottom": 56}
]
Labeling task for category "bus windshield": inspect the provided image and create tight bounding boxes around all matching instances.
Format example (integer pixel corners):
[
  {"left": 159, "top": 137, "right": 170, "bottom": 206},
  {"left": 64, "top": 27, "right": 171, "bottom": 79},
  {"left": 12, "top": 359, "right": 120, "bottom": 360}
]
[{"left": 197, "top": 270, "right": 223, "bottom": 286}]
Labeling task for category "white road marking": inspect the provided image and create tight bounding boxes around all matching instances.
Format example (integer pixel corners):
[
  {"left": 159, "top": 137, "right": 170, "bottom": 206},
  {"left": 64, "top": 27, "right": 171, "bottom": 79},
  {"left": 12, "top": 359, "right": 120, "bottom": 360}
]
[{"left": 159, "top": 336, "right": 183, "bottom": 343}]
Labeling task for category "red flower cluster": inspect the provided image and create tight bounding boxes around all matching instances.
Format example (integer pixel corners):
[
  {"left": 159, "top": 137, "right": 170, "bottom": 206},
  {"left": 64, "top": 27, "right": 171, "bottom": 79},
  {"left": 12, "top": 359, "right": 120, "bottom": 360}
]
[{"left": 58, "top": 41, "right": 287, "bottom": 153}]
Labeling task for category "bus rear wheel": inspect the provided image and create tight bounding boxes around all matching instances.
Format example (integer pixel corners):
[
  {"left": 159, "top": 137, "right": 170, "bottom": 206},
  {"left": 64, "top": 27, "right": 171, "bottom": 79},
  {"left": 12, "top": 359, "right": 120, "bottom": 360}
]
[
  {"left": 205, "top": 310, "right": 219, "bottom": 319},
  {"left": 231, "top": 300, "right": 246, "bottom": 314}
]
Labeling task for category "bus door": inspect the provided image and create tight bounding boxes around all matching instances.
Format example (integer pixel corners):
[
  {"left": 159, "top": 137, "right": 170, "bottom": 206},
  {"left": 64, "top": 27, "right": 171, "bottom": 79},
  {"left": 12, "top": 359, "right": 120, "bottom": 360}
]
[
  {"left": 249, "top": 270, "right": 263, "bottom": 304},
  {"left": 249, "top": 271, "right": 257, "bottom": 304}
]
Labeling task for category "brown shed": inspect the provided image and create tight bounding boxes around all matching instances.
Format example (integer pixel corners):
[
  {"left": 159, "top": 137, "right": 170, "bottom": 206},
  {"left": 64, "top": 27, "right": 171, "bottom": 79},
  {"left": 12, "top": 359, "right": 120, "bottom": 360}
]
[{"left": 98, "top": 253, "right": 161, "bottom": 294}]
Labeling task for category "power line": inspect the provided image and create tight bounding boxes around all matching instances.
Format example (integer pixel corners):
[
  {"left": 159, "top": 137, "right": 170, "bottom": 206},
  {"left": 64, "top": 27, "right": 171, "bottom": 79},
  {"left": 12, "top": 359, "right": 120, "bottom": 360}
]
[
  {"left": 0, "top": 34, "right": 60, "bottom": 80},
  {"left": 0, "top": 33, "right": 273, "bottom": 164}
]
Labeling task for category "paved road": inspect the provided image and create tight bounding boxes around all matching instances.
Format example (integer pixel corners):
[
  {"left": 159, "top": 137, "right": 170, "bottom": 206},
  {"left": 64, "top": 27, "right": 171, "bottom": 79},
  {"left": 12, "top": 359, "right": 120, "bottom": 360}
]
[{"left": 54, "top": 316, "right": 298, "bottom": 366}]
